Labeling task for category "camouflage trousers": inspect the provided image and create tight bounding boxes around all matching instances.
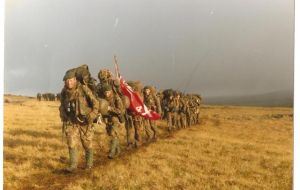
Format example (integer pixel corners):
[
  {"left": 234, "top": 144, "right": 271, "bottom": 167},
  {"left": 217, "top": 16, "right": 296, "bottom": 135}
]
[
  {"left": 105, "top": 116, "right": 121, "bottom": 140},
  {"left": 177, "top": 113, "right": 187, "bottom": 128},
  {"left": 144, "top": 119, "right": 157, "bottom": 139},
  {"left": 167, "top": 112, "right": 177, "bottom": 131},
  {"left": 126, "top": 114, "right": 144, "bottom": 146},
  {"left": 65, "top": 123, "right": 94, "bottom": 150},
  {"left": 195, "top": 108, "right": 200, "bottom": 124}
]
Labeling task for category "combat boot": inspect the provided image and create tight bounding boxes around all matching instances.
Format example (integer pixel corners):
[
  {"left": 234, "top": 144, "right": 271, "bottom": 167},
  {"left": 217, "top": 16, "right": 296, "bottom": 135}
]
[
  {"left": 152, "top": 128, "right": 157, "bottom": 140},
  {"left": 66, "top": 148, "right": 78, "bottom": 173},
  {"left": 108, "top": 138, "right": 117, "bottom": 159},
  {"left": 85, "top": 149, "right": 93, "bottom": 170},
  {"left": 115, "top": 139, "right": 121, "bottom": 156}
]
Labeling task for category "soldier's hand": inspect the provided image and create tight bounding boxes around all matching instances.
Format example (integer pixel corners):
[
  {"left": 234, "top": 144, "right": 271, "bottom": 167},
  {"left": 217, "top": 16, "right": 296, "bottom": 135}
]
[{"left": 88, "top": 112, "right": 97, "bottom": 123}]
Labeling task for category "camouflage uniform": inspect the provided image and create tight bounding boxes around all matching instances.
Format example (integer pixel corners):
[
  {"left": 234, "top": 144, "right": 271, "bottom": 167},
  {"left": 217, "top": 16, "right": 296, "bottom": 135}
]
[
  {"left": 59, "top": 70, "right": 99, "bottom": 171},
  {"left": 143, "top": 86, "right": 161, "bottom": 140},
  {"left": 164, "top": 95, "right": 178, "bottom": 131},
  {"left": 125, "top": 81, "right": 144, "bottom": 147},
  {"left": 177, "top": 94, "right": 188, "bottom": 128},
  {"left": 126, "top": 111, "right": 144, "bottom": 147},
  {"left": 96, "top": 69, "right": 122, "bottom": 98},
  {"left": 102, "top": 84, "right": 124, "bottom": 159},
  {"left": 194, "top": 95, "right": 201, "bottom": 124}
]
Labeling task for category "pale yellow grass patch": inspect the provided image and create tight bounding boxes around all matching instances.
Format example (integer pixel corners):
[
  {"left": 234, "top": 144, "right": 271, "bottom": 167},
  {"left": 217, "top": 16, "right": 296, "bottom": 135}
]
[{"left": 4, "top": 96, "right": 293, "bottom": 190}]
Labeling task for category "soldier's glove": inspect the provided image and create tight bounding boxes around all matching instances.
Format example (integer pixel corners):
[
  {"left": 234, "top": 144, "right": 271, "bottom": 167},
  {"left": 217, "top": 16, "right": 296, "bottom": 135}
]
[{"left": 96, "top": 114, "right": 103, "bottom": 125}]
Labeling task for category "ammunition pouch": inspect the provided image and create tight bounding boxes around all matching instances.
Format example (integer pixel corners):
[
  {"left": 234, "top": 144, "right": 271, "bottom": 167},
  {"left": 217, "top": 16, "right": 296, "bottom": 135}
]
[{"left": 118, "top": 114, "right": 125, "bottom": 123}]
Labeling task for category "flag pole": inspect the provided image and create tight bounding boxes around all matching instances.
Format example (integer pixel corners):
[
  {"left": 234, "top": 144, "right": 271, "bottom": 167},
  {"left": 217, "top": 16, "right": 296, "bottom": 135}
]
[{"left": 113, "top": 55, "right": 120, "bottom": 79}]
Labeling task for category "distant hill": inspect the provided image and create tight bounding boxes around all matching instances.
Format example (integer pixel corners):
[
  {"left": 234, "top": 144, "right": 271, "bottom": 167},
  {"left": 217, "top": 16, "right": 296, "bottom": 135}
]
[{"left": 204, "top": 90, "right": 293, "bottom": 107}]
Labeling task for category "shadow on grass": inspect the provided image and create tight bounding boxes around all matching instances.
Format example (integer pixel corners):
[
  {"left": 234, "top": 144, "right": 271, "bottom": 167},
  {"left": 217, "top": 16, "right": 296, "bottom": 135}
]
[
  {"left": 4, "top": 137, "right": 64, "bottom": 150},
  {"left": 9, "top": 128, "right": 60, "bottom": 139},
  {"left": 13, "top": 121, "right": 203, "bottom": 190}
]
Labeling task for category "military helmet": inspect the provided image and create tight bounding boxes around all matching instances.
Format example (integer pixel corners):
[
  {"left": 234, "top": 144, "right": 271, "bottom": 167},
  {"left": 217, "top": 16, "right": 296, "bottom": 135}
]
[
  {"left": 144, "top": 86, "right": 151, "bottom": 90},
  {"left": 102, "top": 84, "right": 112, "bottom": 92},
  {"left": 98, "top": 69, "right": 112, "bottom": 80},
  {"left": 63, "top": 68, "right": 77, "bottom": 81}
]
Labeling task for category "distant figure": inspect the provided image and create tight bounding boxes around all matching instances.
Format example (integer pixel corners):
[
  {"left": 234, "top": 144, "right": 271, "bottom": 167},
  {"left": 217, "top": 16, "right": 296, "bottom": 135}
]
[
  {"left": 37, "top": 93, "right": 42, "bottom": 101},
  {"left": 42, "top": 93, "right": 48, "bottom": 101},
  {"left": 59, "top": 69, "right": 99, "bottom": 172},
  {"left": 56, "top": 93, "right": 61, "bottom": 101}
]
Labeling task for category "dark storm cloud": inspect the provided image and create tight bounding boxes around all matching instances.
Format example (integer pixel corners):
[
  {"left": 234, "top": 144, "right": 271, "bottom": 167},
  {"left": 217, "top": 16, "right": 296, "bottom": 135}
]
[{"left": 4, "top": 0, "right": 294, "bottom": 97}]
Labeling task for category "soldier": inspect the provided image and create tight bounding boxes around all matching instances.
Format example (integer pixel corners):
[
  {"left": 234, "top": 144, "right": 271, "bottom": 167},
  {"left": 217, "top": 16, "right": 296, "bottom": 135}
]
[
  {"left": 102, "top": 84, "right": 124, "bottom": 159},
  {"left": 37, "top": 93, "right": 42, "bottom": 101},
  {"left": 190, "top": 95, "right": 201, "bottom": 124},
  {"left": 50, "top": 93, "right": 56, "bottom": 101},
  {"left": 56, "top": 93, "right": 61, "bottom": 101},
  {"left": 126, "top": 81, "right": 145, "bottom": 147},
  {"left": 143, "top": 86, "right": 161, "bottom": 140},
  {"left": 96, "top": 69, "right": 122, "bottom": 98},
  {"left": 189, "top": 95, "right": 198, "bottom": 126},
  {"left": 42, "top": 93, "right": 48, "bottom": 101},
  {"left": 59, "top": 69, "right": 99, "bottom": 172},
  {"left": 176, "top": 92, "right": 188, "bottom": 128},
  {"left": 163, "top": 90, "right": 178, "bottom": 132}
]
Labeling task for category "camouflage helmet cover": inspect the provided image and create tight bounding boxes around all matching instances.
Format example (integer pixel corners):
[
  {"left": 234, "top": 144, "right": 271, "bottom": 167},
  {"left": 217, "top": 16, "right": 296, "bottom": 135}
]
[
  {"left": 63, "top": 68, "right": 77, "bottom": 81},
  {"left": 98, "top": 69, "right": 112, "bottom": 80},
  {"left": 102, "top": 84, "right": 112, "bottom": 92}
]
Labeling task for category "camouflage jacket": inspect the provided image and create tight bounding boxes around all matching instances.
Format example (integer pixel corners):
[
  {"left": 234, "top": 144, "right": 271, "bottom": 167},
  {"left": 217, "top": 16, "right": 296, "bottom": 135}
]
[
  {"left": 96, "top": 80, "right": 122, "bottom": 99},
  {"left": 177, "top": 98, "right": 188, "bottom": 114},
  {"left": 59, "top": 83, "right": 99, "bottom": 124},
  {"left": 164, "top": 98, "right": 178, "bottom": 113},
  {"left": 104, "top": 94, "right": 124, "bottom": 117},
  {"left": 143, "top": 94, "right": 162, "bottom": 114}
]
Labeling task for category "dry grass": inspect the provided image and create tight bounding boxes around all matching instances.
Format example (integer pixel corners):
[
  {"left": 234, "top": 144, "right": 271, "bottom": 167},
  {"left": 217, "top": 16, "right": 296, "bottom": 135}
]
[{"left": 4, "top": 95, "right": 293, "bottom": 190}]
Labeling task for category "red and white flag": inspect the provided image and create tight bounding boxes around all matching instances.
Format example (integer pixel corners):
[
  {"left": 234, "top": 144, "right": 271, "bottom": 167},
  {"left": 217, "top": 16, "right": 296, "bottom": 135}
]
[{"left": 114, "top": 56, "right": 161, "bottom": 120}]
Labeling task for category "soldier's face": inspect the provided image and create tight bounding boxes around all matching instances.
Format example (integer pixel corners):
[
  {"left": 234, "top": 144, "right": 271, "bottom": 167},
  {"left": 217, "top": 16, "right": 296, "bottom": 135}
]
[
  {"left": 145, "top": 89, "right": 151, "bottom": 95},
  {"left": 65, "top": 77, "right": 77, "bottom": 89},
  {"left": 104, "top": 90, "right": 113, "bottom": 98}
]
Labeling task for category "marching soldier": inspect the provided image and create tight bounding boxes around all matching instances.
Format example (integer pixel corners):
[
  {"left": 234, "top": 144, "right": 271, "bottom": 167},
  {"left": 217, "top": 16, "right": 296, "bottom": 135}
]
[
  {"left": 126, "top": 81, "right": 145, "bottom": 148},
  {"left": 163, "top": 90, "right": 178, "bottom": 132},
  {"left": 59, "top": 69, "right": 99, "bottom": 172},
  {"left": 102, "top": 84, "right": 124, "bottom": 159},
  {"left": 143, "top": 86, "right": 161, "bottom": 140},
  {"left": 176, "top": 93, "right": 187, "bottom": 128}
]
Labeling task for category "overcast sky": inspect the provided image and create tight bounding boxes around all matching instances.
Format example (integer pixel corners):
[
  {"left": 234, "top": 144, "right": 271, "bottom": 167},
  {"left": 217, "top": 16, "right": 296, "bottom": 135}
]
[{"left": 4, "top": 0, "right": 294, "bottom": 97}]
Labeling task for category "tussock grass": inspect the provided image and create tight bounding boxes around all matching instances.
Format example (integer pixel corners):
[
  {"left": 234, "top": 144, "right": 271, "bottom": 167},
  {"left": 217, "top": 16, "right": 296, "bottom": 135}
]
[{"left": 4, "top": 95, "right": 293, "bottom": 190}]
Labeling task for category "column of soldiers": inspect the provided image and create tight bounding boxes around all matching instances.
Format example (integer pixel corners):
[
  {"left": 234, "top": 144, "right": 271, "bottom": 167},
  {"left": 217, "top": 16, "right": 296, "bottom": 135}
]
[
  {"left": 59, "top": 64, "right": 202, "bottom": 172},
  {"left": 36, "top": 92, "right": 61, "bottom": 101}
]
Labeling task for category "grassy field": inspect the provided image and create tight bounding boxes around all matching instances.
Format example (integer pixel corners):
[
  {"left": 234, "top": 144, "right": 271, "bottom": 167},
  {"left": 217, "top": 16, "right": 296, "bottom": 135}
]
[{"left": 4, "top": 95, "right": 293, "bottom": 190}]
